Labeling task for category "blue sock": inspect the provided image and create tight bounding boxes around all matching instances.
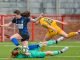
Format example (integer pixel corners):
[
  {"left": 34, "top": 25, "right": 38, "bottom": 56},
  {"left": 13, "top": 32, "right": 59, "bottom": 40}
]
[
  {"left": 28, "top": 44, "right": 40, "bottom": 50},
  {"left": 11, "top": 38, "right": 19, "bottom": 46}
]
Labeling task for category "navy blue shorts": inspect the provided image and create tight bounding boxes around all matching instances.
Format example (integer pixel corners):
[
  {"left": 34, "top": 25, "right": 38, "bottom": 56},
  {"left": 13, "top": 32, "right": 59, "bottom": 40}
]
[{"left": 19, "top": 33, "right": 29, "bottom": 42}]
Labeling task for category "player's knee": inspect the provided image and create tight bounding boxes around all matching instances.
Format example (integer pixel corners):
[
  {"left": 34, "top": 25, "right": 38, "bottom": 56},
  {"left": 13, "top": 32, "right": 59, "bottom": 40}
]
[
  {"left": 64, "top": 34, "right": 68, "bottom": 38},
  {"left": 10, "top": 36, "right": 17, "bottom": 40},
  {"left": 46, "top": 51, "right": 52, "bottom": 55},
  {"left": 10, "top": 36, "right": 14, "bottom": 40},
  {"left": 21, "top": 38, "right": 29, "bottom": 42}
]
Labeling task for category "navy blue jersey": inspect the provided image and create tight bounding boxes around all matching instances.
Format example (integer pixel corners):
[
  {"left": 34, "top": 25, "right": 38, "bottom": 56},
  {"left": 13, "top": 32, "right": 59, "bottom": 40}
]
[{"left": 12, "top": 17, "right": 30, "bottom": 35}]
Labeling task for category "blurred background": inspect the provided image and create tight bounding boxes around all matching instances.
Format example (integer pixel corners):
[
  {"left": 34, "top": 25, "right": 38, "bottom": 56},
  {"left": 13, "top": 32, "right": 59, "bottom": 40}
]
[
  {"left": 0, "top": 0, "right": 80, "bottom": 41},
  {"left": 0, "top": 0, "right": 80, "bottom": 15}
]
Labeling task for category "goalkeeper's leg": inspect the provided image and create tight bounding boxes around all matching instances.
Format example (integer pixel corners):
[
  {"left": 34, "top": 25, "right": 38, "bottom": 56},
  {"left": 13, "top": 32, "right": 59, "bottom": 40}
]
[{"left": 45, "top": 46, "right": 69, "bottom": 56}]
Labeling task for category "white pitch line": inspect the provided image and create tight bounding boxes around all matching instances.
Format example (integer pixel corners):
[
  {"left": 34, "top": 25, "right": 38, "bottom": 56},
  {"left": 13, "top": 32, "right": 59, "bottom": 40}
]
[
  {"left": 51, "top": 56, "right": 80, "bottom": 58},
  {"left": 48, "top": 46, "right": 80, "bottom": 47},
  {"left": 1, "top": 45, "right": 14, "bottom": 46},
  {"left": 0, "top": 41, "right": 80, "bottom": 45},
  {"left": 0, "top": 45, "right": 80, "bottom": 48},
  {"left": 0, "top": 58, "right": 8, "bottom": 59},
  {"left": 0, "top": 56, "right": 80, "bottom": 59}
]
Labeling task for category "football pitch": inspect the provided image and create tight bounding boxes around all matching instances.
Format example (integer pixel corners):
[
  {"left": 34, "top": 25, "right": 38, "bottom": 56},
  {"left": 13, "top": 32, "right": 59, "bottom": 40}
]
[{"left": 0, "top": 40, "right": 80, "bottom": 60}]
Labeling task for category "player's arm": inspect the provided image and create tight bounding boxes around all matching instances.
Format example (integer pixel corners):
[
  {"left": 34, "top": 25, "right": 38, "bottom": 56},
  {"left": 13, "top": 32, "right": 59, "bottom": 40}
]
[
  {"left": 29, "top": 17, "right": 36, "bottom": 22},
  {"left": 0, "top": 18, "right": 16, "bottom": 29},
  {"left": 54, "top": 20, "right": 68, "bottom": 25},
  {"left": 0, "top": 22, "right": 12, "bottom": 27},
  {"left": 0, "top": 22, "right": 15, "bottom": 29},
  {"left": 30, "top": 13, "right": 43, "bottom": 22},
  {"left": 47, "top": 18, "right": 68, "bottom": 25}
]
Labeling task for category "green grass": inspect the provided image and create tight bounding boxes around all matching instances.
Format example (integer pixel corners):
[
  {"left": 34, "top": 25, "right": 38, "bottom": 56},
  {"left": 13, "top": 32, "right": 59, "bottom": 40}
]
[{"left": 0, "top": 40, "right": 80, "bottom": 60}]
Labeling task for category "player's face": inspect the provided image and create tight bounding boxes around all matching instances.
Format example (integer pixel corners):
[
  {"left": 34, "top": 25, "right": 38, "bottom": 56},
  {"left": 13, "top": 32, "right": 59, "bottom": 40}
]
[
  {"left": 12, "top": 50, "right": 19, "bottom": 57},
  {"left": 14, "top": 14, "right": 21, "bottom": 19}
]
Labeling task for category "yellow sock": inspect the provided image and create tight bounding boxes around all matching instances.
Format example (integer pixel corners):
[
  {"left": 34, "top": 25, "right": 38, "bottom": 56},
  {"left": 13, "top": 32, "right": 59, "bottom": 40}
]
[{"left": 68, "top": 32, "right": 77, "bottom": 38}]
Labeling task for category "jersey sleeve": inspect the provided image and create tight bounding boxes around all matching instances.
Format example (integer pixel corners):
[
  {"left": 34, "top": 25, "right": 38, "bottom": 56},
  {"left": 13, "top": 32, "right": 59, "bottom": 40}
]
[
  {"left": 25, "top": 17, "right": 30, "bottom": 23},
  {"left": 12, "top": 18, "right": 16, "bottom": 23},
  {"left": 27, "top": 17, "right": 30, "bottom": 22}
]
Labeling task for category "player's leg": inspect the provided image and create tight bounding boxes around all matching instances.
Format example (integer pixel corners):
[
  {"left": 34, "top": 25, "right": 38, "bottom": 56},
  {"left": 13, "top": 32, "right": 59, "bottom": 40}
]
[
  {"left": 57, "top": 30, "right": 79, "bottom": 42},
  {"left": 43, "top": 33, "right": 52, "bottom": 42},
  {"left": 37, "top": 47, "right": 69, "bottom": 58},
  {"left": 52, "top": 25, "right": 80, "bottom": 42},
  {"left": 39, "top": 31, "right": 78, "bottom": 46},
  {"left": 39, "top": 40, "right": 58, "bottom": 47},
  {"left": 20, "top": 34, "right": 30, "bottom": 52},
  {"left": 40, "top": 31, "right": 55, "bottom": 50},
  {"left": 59, "top": 30, "right": 77, "bottom": 38},
  {"left": 28, "top": 44, "right": 40, "bottom": 50},
  {"left": 40, "top": 26, "right": 64, "bottom": 46},
  {"left": 45, "top": 28, "right": 65, "bottom": 45},
  {"left": 10, "top": 33, "right": 22, "bottom": 46},
  {"left": 40, "top": 30, "right": 62, "bottom": 47},
  {"left": 40, "top": 31, "right": 58, "bottom": 51},
  {"left": 45, "top": 46, "right": 69, "bottom": 56},
  {"left": 42, "top": 31, "right": 57, "bottom": 44}
]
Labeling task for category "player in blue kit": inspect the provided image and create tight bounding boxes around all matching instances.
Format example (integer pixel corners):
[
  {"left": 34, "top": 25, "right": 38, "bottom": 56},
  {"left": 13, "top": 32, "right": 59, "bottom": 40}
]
[{"left": 0, "top": 10, "right": 36, "bottom": 52}]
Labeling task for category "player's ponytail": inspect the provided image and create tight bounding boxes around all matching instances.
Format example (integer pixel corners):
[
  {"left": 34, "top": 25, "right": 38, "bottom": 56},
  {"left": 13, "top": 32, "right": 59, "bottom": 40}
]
[{"left": 21, "top": 11, "right": 30, "bottom": 17}]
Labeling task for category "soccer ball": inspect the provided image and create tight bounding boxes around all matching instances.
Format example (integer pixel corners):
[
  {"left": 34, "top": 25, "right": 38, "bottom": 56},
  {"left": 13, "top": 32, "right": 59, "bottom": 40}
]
[{"left": 22, "top": 46, "right": 29, "bottom": 53}]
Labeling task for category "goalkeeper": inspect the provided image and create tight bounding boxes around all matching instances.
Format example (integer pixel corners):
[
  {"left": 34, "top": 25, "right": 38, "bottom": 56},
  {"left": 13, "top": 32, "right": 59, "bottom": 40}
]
[{"left": 11, "top": 40, "right": 69, "bottom": 58}]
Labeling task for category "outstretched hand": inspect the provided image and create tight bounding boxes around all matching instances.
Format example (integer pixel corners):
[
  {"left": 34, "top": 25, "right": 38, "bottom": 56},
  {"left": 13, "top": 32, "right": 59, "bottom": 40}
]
[
  {"left": 62, "top": 22, "right": 68, "bottom": 25},
  {"left": 40, "top": 13, "right": 44, "bottom": 17}
]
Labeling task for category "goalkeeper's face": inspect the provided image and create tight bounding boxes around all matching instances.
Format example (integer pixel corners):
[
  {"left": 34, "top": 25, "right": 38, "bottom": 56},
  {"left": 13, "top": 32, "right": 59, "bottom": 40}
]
[{"left": 11, "top": 50, "right": 19, "bottom": 58}]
